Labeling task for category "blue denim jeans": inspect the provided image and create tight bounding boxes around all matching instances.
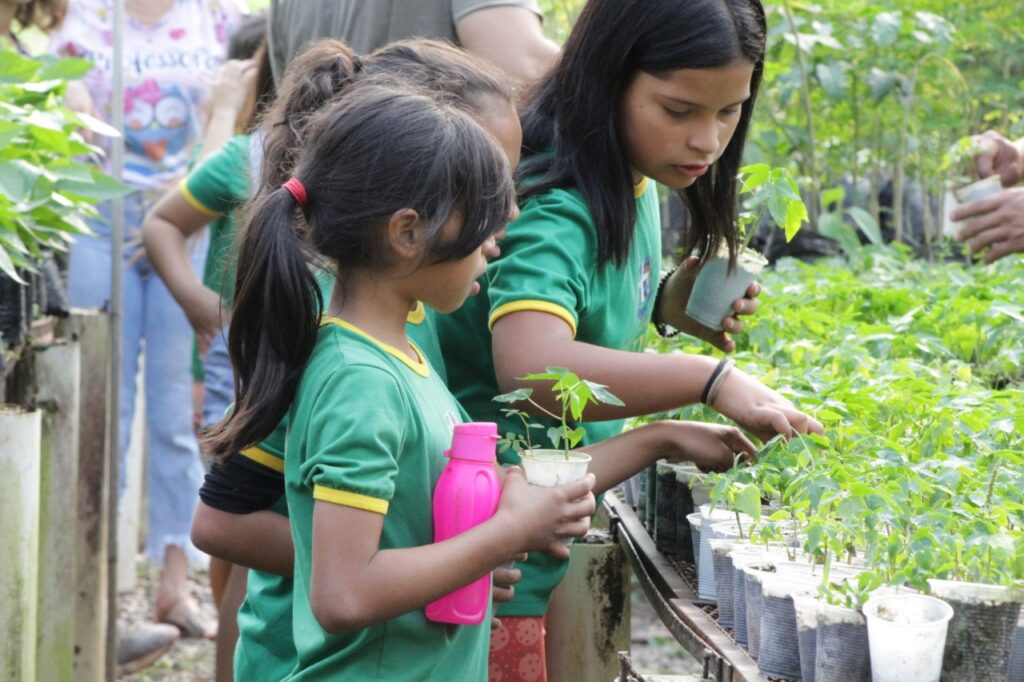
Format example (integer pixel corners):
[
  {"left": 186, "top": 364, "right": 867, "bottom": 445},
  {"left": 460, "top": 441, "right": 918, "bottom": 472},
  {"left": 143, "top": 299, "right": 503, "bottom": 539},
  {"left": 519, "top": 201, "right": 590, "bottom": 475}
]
[
  {"left": 68, "top": 191, "right": 207, "bottom": 564},
  {"left": 201, "top": 327, "right": 234, "bottom": 429}
]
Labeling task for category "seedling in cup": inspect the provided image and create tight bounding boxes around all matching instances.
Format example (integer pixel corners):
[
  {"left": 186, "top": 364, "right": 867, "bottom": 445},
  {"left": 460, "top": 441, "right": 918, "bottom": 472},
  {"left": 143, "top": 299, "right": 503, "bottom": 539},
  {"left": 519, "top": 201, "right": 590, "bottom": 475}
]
[
  {"left": 493, "top": 366, "right": 623, "bottom": 461},
  {"left": 685, "top": 164, "right": 808, "bottom": 331},
  {"left": 941, "top": 136, "right": 1005, "bottom": 238}
]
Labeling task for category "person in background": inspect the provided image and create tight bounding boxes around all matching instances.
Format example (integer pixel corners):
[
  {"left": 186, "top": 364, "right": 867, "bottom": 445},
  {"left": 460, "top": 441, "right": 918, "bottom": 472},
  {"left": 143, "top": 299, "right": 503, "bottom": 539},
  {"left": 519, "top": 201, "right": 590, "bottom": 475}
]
[
  {"left": 267, "top": 0, "right": 559, "bottom": 88},
  {"left": 142, "top": 23, "right": 274, "bottom": 680},
  {"left": 1, "top": 0, "right": 65, "bottom": 51},
  {"left": 50, "top": 0, "right": 245, "bottom": 649},
  {"left": 952, "top": 130, "right": 1024, "bottom": 263}
]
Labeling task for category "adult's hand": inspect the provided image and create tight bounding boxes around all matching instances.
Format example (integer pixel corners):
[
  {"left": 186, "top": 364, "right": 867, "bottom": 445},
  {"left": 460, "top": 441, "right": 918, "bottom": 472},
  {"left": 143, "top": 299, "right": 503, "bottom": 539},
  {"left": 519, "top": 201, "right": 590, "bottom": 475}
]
[
  {"left": 951, "top": 187, "right": 1024, "bottom": 263},
  {"left": 972, "top": 131, "right": 1024, "bottom": 187}
]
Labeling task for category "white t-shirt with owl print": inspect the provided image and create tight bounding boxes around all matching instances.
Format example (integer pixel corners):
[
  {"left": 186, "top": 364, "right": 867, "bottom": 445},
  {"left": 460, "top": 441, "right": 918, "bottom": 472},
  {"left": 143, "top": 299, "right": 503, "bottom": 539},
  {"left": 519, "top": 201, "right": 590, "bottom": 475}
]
[{"left": 51, "top": 0, "right": 245, "bottom": 190}]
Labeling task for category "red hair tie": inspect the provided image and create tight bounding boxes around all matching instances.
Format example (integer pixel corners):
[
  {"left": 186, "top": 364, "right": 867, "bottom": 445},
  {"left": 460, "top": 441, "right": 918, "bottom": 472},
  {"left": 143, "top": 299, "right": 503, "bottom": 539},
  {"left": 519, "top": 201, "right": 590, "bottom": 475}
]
[{"left": 282, "top": 178, "right": 308, "bottom": 207}]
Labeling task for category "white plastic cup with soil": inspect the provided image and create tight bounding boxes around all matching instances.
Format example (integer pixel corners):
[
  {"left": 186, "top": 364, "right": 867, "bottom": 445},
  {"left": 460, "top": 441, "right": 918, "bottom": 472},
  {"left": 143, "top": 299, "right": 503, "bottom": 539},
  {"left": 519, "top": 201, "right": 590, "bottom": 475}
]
[
  {"left": 758, "top": 574, "right": 818, "bottom": 680},
  {"left": 927, "top": 579, "right": 1024, "bottom": 681},
  {"left": 697, "top": 508, "right": 751, "bottom": 601},
  {"left": 942, "top": 175, "right": 1004, "bottom": 238},
  {"left": 815, "top": 599, "right": 871, "bottom": 682},
  {"left": 741, "top": 559, "right": 780, "bottom": 660},
  {"left": 863, "top": 594, "right": 953, "bottom": 682},
  {"left": 729, "top": 546, "right": 789, "bottom": 648},
  {"left": 520, "top": 448, "right": 592, "bottom": 547},
  {"left": 685, "top": 246, "right": 768, "bottom": 331}
]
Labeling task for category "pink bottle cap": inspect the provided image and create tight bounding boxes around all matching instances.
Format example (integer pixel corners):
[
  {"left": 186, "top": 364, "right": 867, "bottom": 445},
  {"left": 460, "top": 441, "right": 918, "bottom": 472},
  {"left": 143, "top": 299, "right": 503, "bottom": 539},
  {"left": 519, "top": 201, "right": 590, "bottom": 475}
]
[{"left": 449, "top": 422, "right": 499, "bottom": 463}]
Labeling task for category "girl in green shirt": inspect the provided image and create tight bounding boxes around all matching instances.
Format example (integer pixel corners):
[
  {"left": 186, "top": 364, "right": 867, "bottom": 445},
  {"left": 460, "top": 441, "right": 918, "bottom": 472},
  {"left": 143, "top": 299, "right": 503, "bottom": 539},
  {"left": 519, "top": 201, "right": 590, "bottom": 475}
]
[
  {"left": 436, "top": 0, "right": 826, "bottom": 677},
  {"left": 201, "top": 78, "right": 603, "bottom": 680}
]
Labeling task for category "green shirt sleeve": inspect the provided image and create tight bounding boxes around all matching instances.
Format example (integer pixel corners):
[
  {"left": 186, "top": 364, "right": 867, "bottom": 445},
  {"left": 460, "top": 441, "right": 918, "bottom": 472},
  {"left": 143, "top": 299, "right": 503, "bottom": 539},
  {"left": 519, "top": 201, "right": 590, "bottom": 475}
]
[
  {"left": 298, "top": 365, "right": 408, "bottom": 515},
  {"left": 486, "top": 188, "right": 595, "bottom": 337},
  {"left": 180, "top": 134, "right": 251, "bottom": 217}
]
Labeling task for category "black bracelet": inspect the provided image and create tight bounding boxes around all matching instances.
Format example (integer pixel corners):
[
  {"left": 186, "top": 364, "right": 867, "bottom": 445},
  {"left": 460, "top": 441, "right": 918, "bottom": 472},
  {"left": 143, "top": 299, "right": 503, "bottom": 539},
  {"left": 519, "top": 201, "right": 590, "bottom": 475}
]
[
  {"left": 701, "top": 357, "right": 733, "bottom": 405},
  {"left": 653, "top": 266, "right": 679, "bottom": 338}
]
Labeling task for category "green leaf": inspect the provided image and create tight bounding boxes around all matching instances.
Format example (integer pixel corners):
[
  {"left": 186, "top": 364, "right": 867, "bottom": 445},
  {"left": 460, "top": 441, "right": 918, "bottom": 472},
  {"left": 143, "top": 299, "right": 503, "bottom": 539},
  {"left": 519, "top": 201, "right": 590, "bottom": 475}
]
[
  {"left": 818, "top": 211, "right": 862, "bottom": 256},
  {"left": 546, "top": 426, "right": 562, "bottom": 449},
  {"left": 867, "top": 68, "right": 898, "bottom": 103},
  {"left": 872, "top": 12, "right": 902, "bottom": 47},
  {"left": 815, "top": 62, "right": 848, "bottom": 100},
  {"left": 584, "top": 380, "right": 625, "bottom": 407},
  {"left": 0, "top": 51, "right": 40, "bottom": 84},
  {"left": 848, "top": 207, "right": 883, "bottom": 246},
  {"left": 65, "top": 110, "right": 121, "bottom": 139},
  {"left": 0, "top": 244, "right": 23, "bottom": 283},
  {"left": 732, "top": 483, "right": 762, "bottom": 521},
  {"left": 493, "top": 388, "right": 533, "bottom": 404},
  {"left": 37, "top": 57, "right": 93, "bottom": 81}
]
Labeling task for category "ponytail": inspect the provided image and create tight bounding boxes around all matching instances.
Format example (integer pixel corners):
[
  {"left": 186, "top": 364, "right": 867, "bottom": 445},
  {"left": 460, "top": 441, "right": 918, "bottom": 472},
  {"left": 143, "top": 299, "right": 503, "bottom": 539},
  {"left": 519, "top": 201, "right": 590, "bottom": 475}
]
[
  {"left": 201, "top": 186, "right": 322, "bottom": 463},
  {"left": 257, "top": 39, "right": 363, "bottom": 192}
]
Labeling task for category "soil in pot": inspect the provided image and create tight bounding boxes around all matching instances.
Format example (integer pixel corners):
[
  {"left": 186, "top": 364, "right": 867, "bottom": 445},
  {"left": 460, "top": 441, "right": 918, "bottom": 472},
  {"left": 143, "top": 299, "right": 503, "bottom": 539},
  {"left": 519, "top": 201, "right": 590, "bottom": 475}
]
[
  {"left": 927, "top": 579, "right": 1023, "bottom": 682},
  {"left": 686, "top": 247, "right": 768, "bottom": 331},
  {"left": 815, "top": 600, "right": 871, "bottom": 682},
  {"left": 863, "top": 594, "right": 953, "bottom": 682}
]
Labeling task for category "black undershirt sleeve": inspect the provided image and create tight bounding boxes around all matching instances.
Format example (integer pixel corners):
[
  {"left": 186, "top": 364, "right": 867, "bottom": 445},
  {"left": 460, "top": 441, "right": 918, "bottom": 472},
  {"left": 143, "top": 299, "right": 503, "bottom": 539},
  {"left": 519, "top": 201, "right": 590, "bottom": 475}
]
[{"left": 199, "top": 454, "right": 285, "bottom": 514}]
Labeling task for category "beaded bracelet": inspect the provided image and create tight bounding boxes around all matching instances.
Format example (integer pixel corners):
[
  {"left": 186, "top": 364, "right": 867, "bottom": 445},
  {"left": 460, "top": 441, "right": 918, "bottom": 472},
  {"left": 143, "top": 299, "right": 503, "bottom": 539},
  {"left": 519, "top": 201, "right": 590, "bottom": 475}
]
[{"left": 652, "top": 266, "right": 680, "bottom": 338}]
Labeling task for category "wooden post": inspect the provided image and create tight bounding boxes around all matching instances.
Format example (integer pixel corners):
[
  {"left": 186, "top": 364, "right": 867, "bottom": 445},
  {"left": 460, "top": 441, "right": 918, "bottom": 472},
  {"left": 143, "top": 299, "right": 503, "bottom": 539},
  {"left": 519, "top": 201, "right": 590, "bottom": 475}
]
[
  {"left": 30, "top": 340, "right": 82, "bottom": 681},
  {"left": 117, "top": 363, "right": 146, "bottom": 593},
  {"left": 61, "top": 311, "right": 110, "bottom": 682},
  {"left": 0, "top": 407, "right": 42, "bottom": 681},
  {"left": 545, "top": 531, "right": 632, "bottom": 682}
]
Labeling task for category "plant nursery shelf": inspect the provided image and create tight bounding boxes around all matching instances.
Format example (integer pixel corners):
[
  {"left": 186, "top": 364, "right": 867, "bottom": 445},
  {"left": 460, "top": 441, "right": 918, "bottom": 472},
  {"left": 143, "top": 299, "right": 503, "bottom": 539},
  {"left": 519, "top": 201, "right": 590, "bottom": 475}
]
[{"left": 607, "top": 494, "right": 767, "bottom": 682}]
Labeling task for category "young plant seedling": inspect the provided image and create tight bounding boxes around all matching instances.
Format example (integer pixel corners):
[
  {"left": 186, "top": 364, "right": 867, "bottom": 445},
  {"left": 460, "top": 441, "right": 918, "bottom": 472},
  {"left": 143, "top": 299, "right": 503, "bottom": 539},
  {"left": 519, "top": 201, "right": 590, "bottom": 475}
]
[
  {"left": 493, "top": 367, "right": 624, "bottom": 460},
  {"left": 737, "top": 163, "right": 809, "bottom": 253}
]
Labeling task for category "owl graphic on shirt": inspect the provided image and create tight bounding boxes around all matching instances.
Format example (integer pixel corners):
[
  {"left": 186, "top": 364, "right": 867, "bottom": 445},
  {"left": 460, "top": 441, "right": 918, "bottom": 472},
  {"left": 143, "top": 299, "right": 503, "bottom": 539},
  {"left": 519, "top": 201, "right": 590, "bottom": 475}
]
[{"left": 124, "top": 79, "right": 191, "bottom": 165}]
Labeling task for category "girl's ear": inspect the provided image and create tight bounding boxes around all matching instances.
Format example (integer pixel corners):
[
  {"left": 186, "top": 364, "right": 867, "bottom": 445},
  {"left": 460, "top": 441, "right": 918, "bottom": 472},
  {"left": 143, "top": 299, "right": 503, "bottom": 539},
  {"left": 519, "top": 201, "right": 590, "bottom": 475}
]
[{"left": 387, "top": 208, "right": 428, "bottom": 260}]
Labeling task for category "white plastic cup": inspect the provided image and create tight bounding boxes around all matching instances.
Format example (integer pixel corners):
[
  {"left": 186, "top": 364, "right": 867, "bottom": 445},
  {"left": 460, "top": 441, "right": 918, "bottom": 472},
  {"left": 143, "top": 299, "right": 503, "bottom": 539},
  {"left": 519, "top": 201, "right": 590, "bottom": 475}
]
[
  {"left": 863, "top": 594, "right": 953, "bottom": 682},
  {"left": 942, "top": 175, "right": 1003, "bottom": 237}
]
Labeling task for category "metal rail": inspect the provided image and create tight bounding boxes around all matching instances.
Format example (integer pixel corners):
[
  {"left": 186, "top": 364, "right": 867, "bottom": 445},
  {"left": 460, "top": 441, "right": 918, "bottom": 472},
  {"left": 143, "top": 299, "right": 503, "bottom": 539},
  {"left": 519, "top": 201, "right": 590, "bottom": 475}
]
[{"left": 606, "top": 494, "right": 765, "bottom": 682}]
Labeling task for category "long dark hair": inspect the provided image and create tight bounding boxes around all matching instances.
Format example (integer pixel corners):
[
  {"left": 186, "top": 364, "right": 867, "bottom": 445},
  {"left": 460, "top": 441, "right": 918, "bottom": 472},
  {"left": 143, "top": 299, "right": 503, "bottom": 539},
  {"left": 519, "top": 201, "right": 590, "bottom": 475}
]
[
  {"left": 203, "top": 84, "right": 516, "bottom": 462},
  {"left": 519, "top": 0, "right": 766, "bottom": 267},
  {"left": 256, "top": 38, "right": 514, "bottom": 193}
]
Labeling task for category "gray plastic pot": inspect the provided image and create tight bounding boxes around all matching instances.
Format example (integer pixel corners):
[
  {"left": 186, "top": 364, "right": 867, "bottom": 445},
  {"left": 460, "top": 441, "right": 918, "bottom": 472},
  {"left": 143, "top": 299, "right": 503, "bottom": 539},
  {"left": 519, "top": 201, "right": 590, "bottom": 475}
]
[
  {"left": 709, "top": 539, "right": 736, "bottom": 629},
  {"left": 654, "top": 460, "right": 679, "bottom": 555},
  {"left": 685, "top": 248, "right": 768, "bottom": 331},
  {"left": 644, "top": 464, "right": 658, "bottom": 530},
  {"left": 794, "top": 594, "right": 821, "bottom": 682},
  {"left": 741, "top": 560, "right": 779, "bottom": 660},
  {"left": 758, "top": 575, "right": 818, "bottom": 680},
  {"left": 815, "top": 600, "right": 871, "bottom": 682},
  {"left": 695, "top": 507, "right": 746, "bottom": 601},
  {"left": 1008, "top": 615, "right": 1024, "bottom": 682},
  {"left": 928, "top": 579, "right": 1024, "bottom": 682}
]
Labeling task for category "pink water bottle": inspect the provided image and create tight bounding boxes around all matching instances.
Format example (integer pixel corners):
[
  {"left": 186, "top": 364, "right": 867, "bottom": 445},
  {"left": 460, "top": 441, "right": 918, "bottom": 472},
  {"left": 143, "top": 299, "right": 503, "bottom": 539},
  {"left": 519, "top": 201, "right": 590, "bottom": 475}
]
[{"left": 425, "top": 422, "right": 501, "bottom": 625}]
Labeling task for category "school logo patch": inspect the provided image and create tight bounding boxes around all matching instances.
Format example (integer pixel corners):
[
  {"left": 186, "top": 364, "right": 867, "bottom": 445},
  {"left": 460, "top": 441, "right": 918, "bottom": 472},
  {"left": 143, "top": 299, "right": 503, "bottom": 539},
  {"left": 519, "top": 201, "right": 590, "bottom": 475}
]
[{"left": 637, "top": 256, "right": 652, "bottom": 320}]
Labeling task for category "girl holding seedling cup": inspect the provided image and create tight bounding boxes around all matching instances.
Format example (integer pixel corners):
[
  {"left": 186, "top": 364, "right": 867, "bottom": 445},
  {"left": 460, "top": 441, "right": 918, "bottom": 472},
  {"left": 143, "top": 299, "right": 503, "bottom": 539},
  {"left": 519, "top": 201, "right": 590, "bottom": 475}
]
[{"left": 436, "top": 0, "right": 824, "bottom": 677}]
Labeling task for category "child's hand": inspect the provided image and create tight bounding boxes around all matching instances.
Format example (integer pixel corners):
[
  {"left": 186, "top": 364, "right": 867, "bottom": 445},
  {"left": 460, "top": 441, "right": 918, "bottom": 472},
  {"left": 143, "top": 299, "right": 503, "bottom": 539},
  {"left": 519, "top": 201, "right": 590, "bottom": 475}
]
[
  {"left": 496, "top": 468, "right": 596, "bottom": 560},
  {"left": 711, "top": 368, "right": 824, "bottom": 443},
  {"left": 207, "top": 59, "right": 258, "bottom": 120},
  {"left": 183, "top": 284, "right": 227, "bottom": 355},
  {"left": 492, "top": 555, "right": 525, "bottom": 604},
  {"left": 658, "top": 420, "right": 756, "bottom": 472},
  {"left": 660, "top": 257, "right": 760, "bottom": 353}
]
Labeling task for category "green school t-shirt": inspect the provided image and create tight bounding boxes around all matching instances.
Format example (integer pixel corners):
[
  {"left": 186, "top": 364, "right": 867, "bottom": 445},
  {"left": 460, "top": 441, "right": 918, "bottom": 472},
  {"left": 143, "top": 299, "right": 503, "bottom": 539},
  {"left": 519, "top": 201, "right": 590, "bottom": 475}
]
[
  {"left": 284, "top": 319, "right": 489, "bottom": 681},
  {"left": 230, "top": 302, "right": 448, "bottom": 679},
  {"left": 180, "top": 133, "right": 251, "bottom": 380},
  {"left": 436, "top": 178, "right": 662, "bottom": 616},
  {"left": 232, "top": 426, "right": 296, "bottom": 682}
]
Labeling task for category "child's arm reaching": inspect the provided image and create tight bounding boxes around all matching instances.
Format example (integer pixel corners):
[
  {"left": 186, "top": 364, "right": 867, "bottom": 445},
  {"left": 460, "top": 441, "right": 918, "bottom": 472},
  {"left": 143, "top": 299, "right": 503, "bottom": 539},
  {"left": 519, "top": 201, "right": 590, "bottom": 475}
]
[
  {"left": 580, "top": 421, "right": 756, "bottom": 495},
  {"left": 492, "top": 312, "right": 821, "bottom": 443},
  {"left": 309, "top": 469, "right": 595, "bottom": 634}
]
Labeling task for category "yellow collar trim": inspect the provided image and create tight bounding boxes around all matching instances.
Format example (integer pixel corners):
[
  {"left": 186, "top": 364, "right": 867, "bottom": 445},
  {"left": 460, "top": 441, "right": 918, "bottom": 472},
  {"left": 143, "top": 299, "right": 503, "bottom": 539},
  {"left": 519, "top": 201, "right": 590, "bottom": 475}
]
[
  {"left": 633, "top": 177, "right": 650, "bottom": 199},
  {"left": 406, "top": 301, "right": 426, "bottom": 325},
  {"left": 321, "top": 316, "right": 430, "bottom": 377}
]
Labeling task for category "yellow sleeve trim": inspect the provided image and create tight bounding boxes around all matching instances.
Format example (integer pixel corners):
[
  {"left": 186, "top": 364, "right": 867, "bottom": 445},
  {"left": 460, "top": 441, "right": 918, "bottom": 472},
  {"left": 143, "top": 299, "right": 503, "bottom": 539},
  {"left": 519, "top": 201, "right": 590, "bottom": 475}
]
[
  {"left": 488, "top": 300, "right": 577, "bottom": 337},
  {"left": 178, "top": 179, "right": 220, "bottom": 218},
  {"left": 313, "top": 485, "right": 389, "bottom": 514},
  {"left": 406, "top": 301, "right": 426, "bottom": 325},
  {"left": 240, "top": 446, "right": 284, "bottom": 474}
]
